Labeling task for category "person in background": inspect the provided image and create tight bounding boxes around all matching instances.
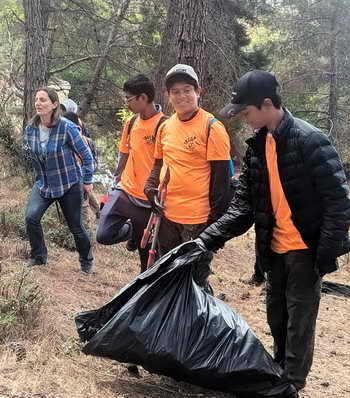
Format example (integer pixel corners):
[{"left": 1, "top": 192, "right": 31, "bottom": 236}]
[
  {"left": 63, "top": 111, "right": 100, "bottom": 221},
  {"left": 60, "top": 98, "right": 94, "bottom": 138},
  {"left": 24, "top": 87, "right": 94, "bottom": 274},
  {"left": 191, "top": 70, "right": 350, "bottom": 395},
  {"left": 144, "top": 64, "right": 231, "bottom": 292},
  {"left": 60, "top": 98, "right": 78, "bottom": 114},
  {"left": 96, "top": 74, "right": 166, "bottom": 273}
]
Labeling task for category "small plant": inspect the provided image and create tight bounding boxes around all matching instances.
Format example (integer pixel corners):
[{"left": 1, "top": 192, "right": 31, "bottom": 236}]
[
  {"left": 0, "top": 208, "right": 27, "bottom": 239},
  {"left": 62, "top": 336, "right": 84, "bottom": 357},
  {"left": 116, "top": 107, "right": 133, "bottom": 125},
  {"left": 0, "top": 268, "right": 43, "bottom": 342},
  {"left": 0, "top": 113, "right": 33, "bottom": 185}
]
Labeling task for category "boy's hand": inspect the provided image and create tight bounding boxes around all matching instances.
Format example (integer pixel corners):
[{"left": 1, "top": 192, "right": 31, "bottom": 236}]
[{"left": 145, "top": 188, "right": 164, "bottom": 216}]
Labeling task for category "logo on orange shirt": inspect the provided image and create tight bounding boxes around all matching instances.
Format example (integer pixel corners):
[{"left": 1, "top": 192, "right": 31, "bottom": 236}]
[
  {"left": 143, "top": 135, "right": 155, "bottom": 145},
  {"left": 184, "top": 136, "right": 199, "bottom": 152}
]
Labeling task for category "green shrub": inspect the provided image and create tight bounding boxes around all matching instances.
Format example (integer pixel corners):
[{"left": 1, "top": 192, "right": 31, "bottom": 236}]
[
  {"left": 0, "top": 114, "right": 33, "bottom": 185},
  {"left": 0, "top": 208, "right": 27, "bottom": 239},
  {"left": 0, "top": 268, "right": 43, "bottom": 342}
]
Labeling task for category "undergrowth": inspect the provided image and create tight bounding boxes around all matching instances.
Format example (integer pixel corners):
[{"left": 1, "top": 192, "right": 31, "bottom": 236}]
[
  {"left": 0, "top": 267, "right": 43, "bottom": 343},
  {"left": 0, "top": 204, "right": 77, "bottom": 251}
]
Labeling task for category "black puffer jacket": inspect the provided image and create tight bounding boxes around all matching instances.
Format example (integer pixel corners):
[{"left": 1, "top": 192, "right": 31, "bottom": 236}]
[{"left": 200, "top": 109, "right": 350, "bottom": 276}]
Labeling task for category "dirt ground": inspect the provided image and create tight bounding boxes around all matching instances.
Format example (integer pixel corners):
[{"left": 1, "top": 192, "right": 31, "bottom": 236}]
[{"left": 0, "top": 177, "right": 349, "bottom": 398}]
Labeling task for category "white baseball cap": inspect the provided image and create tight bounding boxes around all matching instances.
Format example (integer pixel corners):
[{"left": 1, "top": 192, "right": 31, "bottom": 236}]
[
  {"left": 61, "top": 98, "right": 78, "bottom": 114},
  {"left": 165, "top": 64, "right": 199, "bottom": 86}
]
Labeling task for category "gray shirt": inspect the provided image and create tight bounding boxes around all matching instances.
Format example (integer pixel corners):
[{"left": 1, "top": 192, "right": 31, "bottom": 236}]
[{"left": 39, "top": 123, "right": 50, "bottom": 153}]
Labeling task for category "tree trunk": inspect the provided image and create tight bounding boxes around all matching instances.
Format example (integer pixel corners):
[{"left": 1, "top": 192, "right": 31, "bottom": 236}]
[
  {"left": 22, "top": 0, "right": 53, "bottom": 126},
  {"left": 176, "top": 0, "right": 209, "bottom": 87},
  {"left": 78, "top": 0, "right": 131, "bottom": 120},
  {"left": 154, "top": 0, "right": 178, "bottom": 110},
  {"left": 328, "top": 7, "right": 339, "bottom": 136}
]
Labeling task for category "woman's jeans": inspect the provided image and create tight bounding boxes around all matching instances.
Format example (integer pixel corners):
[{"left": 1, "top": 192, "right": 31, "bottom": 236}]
[{"left": 25, "top": 183, "right": 93, "bottom": 270}]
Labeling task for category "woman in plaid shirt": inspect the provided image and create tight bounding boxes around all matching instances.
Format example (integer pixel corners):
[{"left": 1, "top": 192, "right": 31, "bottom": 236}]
[{"left": 24, "top": 87, "right": 95, "bottom": 274}]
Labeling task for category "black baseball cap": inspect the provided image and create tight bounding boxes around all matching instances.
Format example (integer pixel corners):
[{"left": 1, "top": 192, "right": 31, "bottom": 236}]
[{"left": 219, "top": 70, "right": 280, "bottom": 118}]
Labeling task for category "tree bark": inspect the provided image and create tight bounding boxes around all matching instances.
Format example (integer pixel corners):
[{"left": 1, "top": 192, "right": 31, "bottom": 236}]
[
  {"left": 22, "top": 0, "right": 53, "bottom": 126},
  {"left": 154, "top": 0, "right": 178, "bottom": 110},
  {"left": 328, "top": 7, "right": 339, "bottom": 136},
  {"left": 176, "top": 0, "right": 209, "bottom": 88},
  {"left": 78, "top": 0, "right": 131, "bottom": 120}
]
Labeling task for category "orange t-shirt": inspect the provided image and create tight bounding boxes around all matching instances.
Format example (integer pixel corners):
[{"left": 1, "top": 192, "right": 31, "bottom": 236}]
[
  {"left": 265, "top": 132, "right": 308, "bottom": 253},
  {"left": 119, "top": 112, "right": 164, "bottom": 200},
  {"left": 154, "top": 108, "right": 231, "bottom": 224}
]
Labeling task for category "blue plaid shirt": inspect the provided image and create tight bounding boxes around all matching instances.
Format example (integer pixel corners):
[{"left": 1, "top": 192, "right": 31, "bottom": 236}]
[{"left": 24, "top": 117, "right": 94, "bottom": 198}]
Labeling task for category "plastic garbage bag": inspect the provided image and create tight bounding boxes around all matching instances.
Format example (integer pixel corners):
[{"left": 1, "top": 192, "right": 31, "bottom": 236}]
[
  {"left": 75, "top": 241, "right": 296, "bottom": 398},
  {"left": 321, "top": 280, "right": 350, "bottom": 297}
]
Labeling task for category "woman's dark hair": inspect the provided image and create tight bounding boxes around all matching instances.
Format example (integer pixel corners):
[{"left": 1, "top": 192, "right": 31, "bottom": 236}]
[
  {"left": 166, "top": 74, "right": 199, "bottom": 92},
  {"left": 29, "top": 87, "right": 61, "bottom": 127},
  {"left": 123, "top": 74, "right": 155, "bottom": 103},
  {"left": 63, "top": 111, "right": 80, "bottom": 126},
  {"left": 63, "top": 111, "right": 91, "bottom": 137}
]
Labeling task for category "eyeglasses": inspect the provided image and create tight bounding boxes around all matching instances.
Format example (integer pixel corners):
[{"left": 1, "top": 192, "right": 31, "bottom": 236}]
[{"left": 124, "top": 95, "right": 137, "bottom": 103}]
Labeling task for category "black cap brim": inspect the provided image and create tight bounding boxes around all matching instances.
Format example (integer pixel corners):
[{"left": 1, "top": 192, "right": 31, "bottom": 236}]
[{"left": 219, "top": 103, "right": 247, "bottom": 118}]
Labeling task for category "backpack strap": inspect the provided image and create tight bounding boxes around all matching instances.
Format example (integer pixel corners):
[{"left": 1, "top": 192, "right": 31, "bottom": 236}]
[
  {"left": 152, "top": 115, "right": 168, "bottom": 141},
  {"left": 126, "top": 114, "right": 166, "bottom": 147},
  {"left": 127, "top": 114, "right": 138, "bottom": 136},
  {"left": 206, "top": 117, "right": 218, "bottom": 143},
  {"left": 126, "top": 114, "right": 138, "bottom": 149},
  {"left": 229, "top": 157, "right": 235, "bottom": 177}
]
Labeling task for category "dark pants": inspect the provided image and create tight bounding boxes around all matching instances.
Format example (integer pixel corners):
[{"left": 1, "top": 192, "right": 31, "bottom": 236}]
[
  {"left": 25, "top": 183, "right": 93, "bottom": 270},
  {"left": 96, "top": 189, "right": 151, "bottom": 272},
  {"left": 266, "top": 249, "right": 321, "bottom": 391},
  {"left": 158, "top": 217, "right": 212, "bottom": 292},
  {"left": 253, "top": 240, "right": 266, "bottom": 281}
]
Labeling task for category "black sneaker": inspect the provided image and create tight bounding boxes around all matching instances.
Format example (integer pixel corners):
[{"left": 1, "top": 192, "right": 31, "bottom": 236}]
[
  {"left": 81, "top": 265, "right": 94, "bottom": 275},
  {"left": 126, "top": 364, "right": 140, "bottom": 377},
  {"left": 126, "top": 239, "right": 138, "bottom": 252},
  {"left": 24, "top": 258, "right": 47, "bottom": 267}
]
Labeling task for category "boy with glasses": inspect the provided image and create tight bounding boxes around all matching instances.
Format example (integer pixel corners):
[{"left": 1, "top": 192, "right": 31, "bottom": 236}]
[{"left": 97, "top": 74, "right": 166, "bottom": 272}]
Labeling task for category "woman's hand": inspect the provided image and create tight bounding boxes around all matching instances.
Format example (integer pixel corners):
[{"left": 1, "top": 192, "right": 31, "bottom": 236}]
[{"left": 83, "top": 184, "right": 93, "bottom": 194}]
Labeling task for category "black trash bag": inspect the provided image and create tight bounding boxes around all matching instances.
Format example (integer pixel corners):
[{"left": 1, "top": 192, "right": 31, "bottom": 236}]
[
  {"left": 322, "top": 280, "right": 350, "bottom": 297},
  {"left": 75, "top": 242, "right": 296, "bottom": 398}
]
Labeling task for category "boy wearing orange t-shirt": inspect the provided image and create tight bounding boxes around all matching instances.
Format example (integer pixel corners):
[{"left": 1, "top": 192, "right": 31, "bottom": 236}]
[
  {"left": 97, "top": 75, "right": 165, "bottom": 272},
  {"left": 193, "top": 70, "right": 350, "bottom": 395},
  {"left": 144, "top": 64, "right": 231, "bottom": 291}
]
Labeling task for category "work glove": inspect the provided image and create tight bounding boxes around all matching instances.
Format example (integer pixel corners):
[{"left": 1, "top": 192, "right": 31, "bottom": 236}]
[
  {"left": 177, "top": 238, "right": 209, "bottom": 256},
  {"left": 193, "top": 238, "right": 208, "bottom": 252},
  {"left": 144, "top": 187, "right": 164, "bottom": 216}
]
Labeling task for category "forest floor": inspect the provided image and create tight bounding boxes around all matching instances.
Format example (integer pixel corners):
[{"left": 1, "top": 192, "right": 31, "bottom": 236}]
[{"left": 0, "top": 176, "right": 349, "bottom": 398}]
